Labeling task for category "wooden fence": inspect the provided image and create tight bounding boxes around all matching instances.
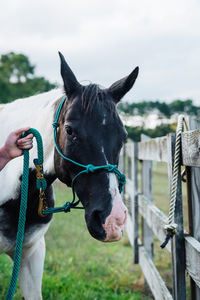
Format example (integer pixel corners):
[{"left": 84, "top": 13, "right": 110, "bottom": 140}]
[{"left": 119, "top": 117, "right": 200, "bottom": 300}]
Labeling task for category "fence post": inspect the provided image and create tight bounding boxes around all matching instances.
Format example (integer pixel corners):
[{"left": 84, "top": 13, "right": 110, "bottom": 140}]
[
  {"left": 122, "top": 141, "right": 139, "bottom": 263},
  {"left": 187, "top": 117, "right": 200, "bottom": 300},
  {"left": 141, "top": 135, "right": 153, "bottom": 259},
  {"left": 132, "top": 142, "right": 139, "bottom": 263},
  {"left": 167, "top": 133, "right": 186, "bottom": 300}
]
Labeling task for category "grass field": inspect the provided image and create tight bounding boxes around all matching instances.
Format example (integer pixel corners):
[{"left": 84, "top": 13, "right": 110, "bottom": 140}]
[
  {"left": 0, "top": 183, "right": 152, "bottom": 299},
  {"left": 0, "top": 163, "right": 190, "bottom": 299}
]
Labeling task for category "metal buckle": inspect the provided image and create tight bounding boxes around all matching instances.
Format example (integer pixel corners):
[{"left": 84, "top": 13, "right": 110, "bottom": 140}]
[
  {"left": 35, "top": 164, "right": 44, "bottom": 180},
  {"left": 38, "top": 188, "right": 48, "bottom": 217}
]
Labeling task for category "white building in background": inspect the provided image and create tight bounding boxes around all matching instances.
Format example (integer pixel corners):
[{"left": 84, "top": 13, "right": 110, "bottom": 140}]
[{"left": 120, "top": 112, "right": 177, "bottom": 129}]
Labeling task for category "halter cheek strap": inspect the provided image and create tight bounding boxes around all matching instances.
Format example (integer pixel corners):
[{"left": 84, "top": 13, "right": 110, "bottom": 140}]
[{"left": 42, "top": 96, "right": 126, "bottom": 215}]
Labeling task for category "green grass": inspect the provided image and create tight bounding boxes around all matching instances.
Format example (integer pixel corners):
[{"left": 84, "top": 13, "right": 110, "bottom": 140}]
[
  {"left": 0, "top": 183, "right": 152, "bottom": 299},
  {"left": 0, "top": 162, "right": 190, "bottom": 299}
]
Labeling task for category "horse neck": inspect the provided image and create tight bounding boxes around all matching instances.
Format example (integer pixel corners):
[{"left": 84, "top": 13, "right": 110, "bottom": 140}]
[
  {"left": 36, "top": 112, "right": 55, "bottom": 176},
  {"left": 29, "top": 93, "right": 63, "bottom": 176},
  {"left": 2, "top": 89, "right": 64, "bottom": 176}
]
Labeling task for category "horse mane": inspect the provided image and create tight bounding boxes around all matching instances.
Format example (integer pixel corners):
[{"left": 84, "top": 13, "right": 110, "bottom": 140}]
[{"left": 81, "top": 84, "right": 115, "bottom": 115}]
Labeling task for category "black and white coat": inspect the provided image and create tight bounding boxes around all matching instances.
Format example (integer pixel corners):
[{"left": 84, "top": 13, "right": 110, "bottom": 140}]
[{"left": 0, "top": 53, "right": 139, "bottom": 299}]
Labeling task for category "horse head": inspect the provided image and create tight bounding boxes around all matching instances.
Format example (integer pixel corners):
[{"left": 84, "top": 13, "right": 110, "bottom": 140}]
[{"left": 54, "top": 52, "right": 139, "bottom": 242}]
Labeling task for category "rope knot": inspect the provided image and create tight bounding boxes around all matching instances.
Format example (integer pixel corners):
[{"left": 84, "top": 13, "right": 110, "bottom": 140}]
[
  {"left": 52, "top": 122, "right": 59, "bottom": 129},
  {"left": 85, "top": 164, "right": 95, "bottom": 173},
  {"left": 36, "top": 178, "right": 47, "bottom": 191},
  {"left": 106, "top": 165, "right": 116, "bottom": 172},
  {"left": 119, "top": 174, "right": 126, "bottom": 185},
  {"left": 160, "top": 223, "right": 177, "bottom": 248},
  {"left": 164, "top": 223, "right": 177, "bottom": 234},
  {"left": 63, "top": 202, "right": 71, "bottom": 213}
]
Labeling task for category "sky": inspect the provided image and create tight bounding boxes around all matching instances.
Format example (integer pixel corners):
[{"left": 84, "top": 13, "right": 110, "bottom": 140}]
[{"left": 1, "top": 0, "right": 200, "bottom": 104}]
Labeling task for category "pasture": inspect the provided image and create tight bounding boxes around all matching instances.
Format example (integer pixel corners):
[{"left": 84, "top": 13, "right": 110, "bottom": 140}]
[
  {"left": 0, "top": 181, "right": 152, "bottom": 300},
  {"left": 0, "top": 162, "right": 187, "bottom": 299}
]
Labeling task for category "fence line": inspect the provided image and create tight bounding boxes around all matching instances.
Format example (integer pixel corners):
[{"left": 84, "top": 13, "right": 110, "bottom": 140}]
[{"left": 119, "top": 116, "right": 200, "bottom": 300}]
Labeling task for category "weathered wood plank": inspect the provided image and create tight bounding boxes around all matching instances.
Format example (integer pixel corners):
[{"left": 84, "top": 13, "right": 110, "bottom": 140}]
[
  {"left": 186, "top": 123, "right": 200, "bottom": 241},
  {"left": 167, "top": 134, "right": 186, "bottom": 300},
  {"left": 125, "top": 139, "right": 135, "bottom": 160},
  {"left": 139, "top": 195, "right": 171, "bottom": 252},
  {"left": 185, "top": 236, "right": 200, "bottom": 288},
  {"left": 126, "top": 213, "right": 133, "bottom": 246},
  {"left": 138, "top": 136, "right": 168, "bottom": 162},
  {"left": 141, "top": 135, "right": 154, "bottom": 260},
  {"left": 187, "top": 166, "right": 200, "bottom": 243},
  {"left": 139, "top": 246, "right": 173, "bottom": 300},
  {"left": 182, "top": 130, "right": 200, "bottom": 167},
  {"left": 118, "top": 146, "right": 125, "bottom": 174},
  {"left": 186, "top": 117, "right": 200, "bottom": 299},
  {"left": 123, "top": 140, "right": 139, "bottom": 263},
  {"left": 125, "top": 178, "right": 134, "bottom": 199},
  {"left": 131, "top": 142, "right": 139, "bottom": 263},
  {"left": 189, "top": 116, "right": 200, "bottom": 130}
]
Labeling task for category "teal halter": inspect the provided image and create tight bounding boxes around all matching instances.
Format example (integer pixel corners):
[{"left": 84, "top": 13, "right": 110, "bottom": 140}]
[{"left": 42, "top": 96, "right": 126, "bottom": 215}]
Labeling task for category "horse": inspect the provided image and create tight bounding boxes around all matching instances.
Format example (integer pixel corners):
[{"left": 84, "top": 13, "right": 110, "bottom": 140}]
[{"left": 0, "top": 52, "right": 139, "bottom": 299}]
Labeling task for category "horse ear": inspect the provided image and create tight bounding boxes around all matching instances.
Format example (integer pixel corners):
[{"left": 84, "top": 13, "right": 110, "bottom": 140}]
[
  {"left": 108, "top": 67, "right": 139, "bottom": 103},
  {"left": 58, "top": 51, "right": 81, "bottom": 97}
]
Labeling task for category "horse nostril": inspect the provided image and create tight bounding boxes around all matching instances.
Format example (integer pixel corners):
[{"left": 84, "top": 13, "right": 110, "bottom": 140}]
[
  {"left": 92, "top": 210, "right": 102, "bottom": 225},
  {"left": 85, "top": 210, "right": 106, "bottom": 241}
]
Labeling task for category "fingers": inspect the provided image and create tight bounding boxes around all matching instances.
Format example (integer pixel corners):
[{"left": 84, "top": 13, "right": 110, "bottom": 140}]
[
  {"left": 17, "top": 142, "right": 33, "bottom": 150},
  {"left": 13, "top": 127, "right": 31, "bottom": 137},
  {"left": 20, "top": 144, "right": 33, "bottom": 150},
  {"left": 17, "top": 133, "right": 34, "bottom": 150},
  {"left": 20, "top": 133, "right": 34, "bottom": 140}
]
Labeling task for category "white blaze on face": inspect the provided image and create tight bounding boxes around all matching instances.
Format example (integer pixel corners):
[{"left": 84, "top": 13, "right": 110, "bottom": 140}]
[
  {"left": 102, "top": 113, "right": 106, "bottom": 125},
  {"left": 103, "top": 173, "right": 128, "bottom": 242}
]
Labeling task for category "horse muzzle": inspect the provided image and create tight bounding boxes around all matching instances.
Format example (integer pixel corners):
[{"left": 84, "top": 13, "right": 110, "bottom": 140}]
[
  {"left": 85, "top": 193, "right": 127, "bottom": 242},
  {"left": 102, "top": 194, "right": 127, "bottom": 242}
]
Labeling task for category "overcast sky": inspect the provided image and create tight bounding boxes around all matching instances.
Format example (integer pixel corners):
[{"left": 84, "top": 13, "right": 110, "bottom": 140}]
[{"left": 1, "top": 0, "right": 200, "bottom": 104}]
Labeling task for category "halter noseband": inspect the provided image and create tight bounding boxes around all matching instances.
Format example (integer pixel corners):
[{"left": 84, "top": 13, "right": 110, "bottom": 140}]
[{"left": 42, "top": 96, "right": 126, "bottom": 215}]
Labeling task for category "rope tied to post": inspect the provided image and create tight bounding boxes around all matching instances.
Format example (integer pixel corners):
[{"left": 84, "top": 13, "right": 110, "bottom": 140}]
[{"left": 160, "top": 115, "right": 187, "bottom": 249}]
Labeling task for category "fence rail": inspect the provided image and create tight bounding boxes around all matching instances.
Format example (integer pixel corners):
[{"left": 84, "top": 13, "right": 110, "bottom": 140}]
[{"left": 120, "top": 116, "right": 200, "bottom": 300}]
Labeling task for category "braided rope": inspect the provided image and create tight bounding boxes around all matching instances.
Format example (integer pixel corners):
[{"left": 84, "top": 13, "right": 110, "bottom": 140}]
[
  {"left": 160, "top": 115, "right": 185, "bottom": 248},
  {"left": 6, "top": 129, "right": 45, "bottom": 299}
]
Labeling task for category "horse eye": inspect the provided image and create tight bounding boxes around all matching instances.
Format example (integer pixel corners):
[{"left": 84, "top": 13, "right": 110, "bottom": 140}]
[{"left": 66, "top": 126, "right": 73, "bottom": 135}]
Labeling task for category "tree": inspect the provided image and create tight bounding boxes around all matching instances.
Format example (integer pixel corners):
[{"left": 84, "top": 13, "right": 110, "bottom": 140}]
[
  {"left": 126, "top": 124, "right": 176, "bottom": 142},
  {"left": 0, "top": 52, "right": 56, "bottom": 103},
  {"left": 0, "top": 52, "right": 35, "bottom": 83},
  {"left": 118, "top": 99, "right": 199, "bottom": 117}
]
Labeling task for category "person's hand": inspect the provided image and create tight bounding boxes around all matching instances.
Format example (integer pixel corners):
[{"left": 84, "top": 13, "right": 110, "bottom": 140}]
[
  {"left": 0, "top": 127, "right": 33, "bottom": 170},
  {"left": 4, "top": 127, "right": 34, "bottom": 159}
]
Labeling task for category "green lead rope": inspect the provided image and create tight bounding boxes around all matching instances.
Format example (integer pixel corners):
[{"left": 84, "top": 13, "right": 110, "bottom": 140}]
[{"left": 6, "top": 128, "right": 46, "bottom": 300}]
